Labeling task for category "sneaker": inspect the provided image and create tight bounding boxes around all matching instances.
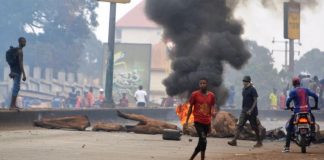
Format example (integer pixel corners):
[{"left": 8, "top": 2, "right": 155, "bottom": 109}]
[
  {"left": 253, "top": 141, "right": 263, "bottom": 148},
  {"left": 228, "top": 140, "right": 237, "bottom": 146},
  {"left": 282, "top": 147, "right": 290, "bottom": 153}
]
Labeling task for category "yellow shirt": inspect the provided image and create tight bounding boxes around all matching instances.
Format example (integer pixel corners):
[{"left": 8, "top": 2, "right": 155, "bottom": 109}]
[{"left": 269, "top": 92, "right": 278, "bottom": 106}]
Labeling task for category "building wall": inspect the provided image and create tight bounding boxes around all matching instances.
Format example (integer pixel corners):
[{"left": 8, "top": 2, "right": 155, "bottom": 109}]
[
  {"left": 118, "top": 28, "right": 162, "bottom": 44},
  {"left": 149, "top": 70, "right": 169, "bottom": 104},
  {"left": 116, "top": 27, "right": 172, "bottom": 105},
  {"left": 150, "top": 70, "right": 168, "bottom": 93}
]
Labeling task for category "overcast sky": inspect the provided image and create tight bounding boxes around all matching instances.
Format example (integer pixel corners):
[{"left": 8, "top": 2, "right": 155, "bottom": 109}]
[{"left": 94, "top": 0, "right": 324, "bottom": 71}]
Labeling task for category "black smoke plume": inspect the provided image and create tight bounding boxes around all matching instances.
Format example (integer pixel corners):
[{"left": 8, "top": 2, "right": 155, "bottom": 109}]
[{"left": 145, "top": 0, "right": 251, "bottom": 104}]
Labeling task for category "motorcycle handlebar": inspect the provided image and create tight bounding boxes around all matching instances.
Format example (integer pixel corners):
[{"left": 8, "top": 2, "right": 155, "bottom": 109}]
[{"left": 285, "top": 106, "right": 319, "bottom": 111}]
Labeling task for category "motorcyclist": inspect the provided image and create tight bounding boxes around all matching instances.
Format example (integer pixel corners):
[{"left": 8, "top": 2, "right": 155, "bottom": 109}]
[{"left": 282, "top": 77, "right": 318, "bottom": 152}]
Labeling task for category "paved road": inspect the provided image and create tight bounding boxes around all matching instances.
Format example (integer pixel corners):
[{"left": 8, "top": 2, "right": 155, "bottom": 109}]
[{"left": 0, "top": 129, "right": 323, "bottom": 160}]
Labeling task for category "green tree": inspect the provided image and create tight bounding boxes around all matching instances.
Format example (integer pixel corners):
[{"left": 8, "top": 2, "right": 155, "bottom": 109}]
[
  {"left": 0, "top": 0, "right": 99, "bottom": 77},
  {"left": 224, "top": 40, "right": 283, "bottom": 109},
  {"left": 78, "top": 33, "right": 105, "bottom": 79},
  {"left": 295, "top": 49, "right": 324, "bottom": 77}
]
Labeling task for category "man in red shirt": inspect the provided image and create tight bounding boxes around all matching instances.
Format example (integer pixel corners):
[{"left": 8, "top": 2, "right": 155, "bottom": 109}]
[{"left": 184, "top": 77, "right": 216, "bottom": 160}]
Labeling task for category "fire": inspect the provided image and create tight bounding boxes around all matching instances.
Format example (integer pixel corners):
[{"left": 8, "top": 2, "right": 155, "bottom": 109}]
[{"left": 175, "top": 103, "right": 194, "bottom": 125}]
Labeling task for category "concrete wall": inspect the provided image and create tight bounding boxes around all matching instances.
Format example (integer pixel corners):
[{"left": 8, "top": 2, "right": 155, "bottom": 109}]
[
  {"left": 0, "top": 108, "right": 179, "bottom": 128},
  {"left": 0, "top": 66, "right": 102, "bottom": 101},
  {"left": 1, "top": 108, "right": 324, "bottom": 129}
]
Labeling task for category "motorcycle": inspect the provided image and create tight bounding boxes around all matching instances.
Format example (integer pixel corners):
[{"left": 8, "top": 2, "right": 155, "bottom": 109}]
[{"left": 285, "top": 106, "right": 318, "bottom": 153}]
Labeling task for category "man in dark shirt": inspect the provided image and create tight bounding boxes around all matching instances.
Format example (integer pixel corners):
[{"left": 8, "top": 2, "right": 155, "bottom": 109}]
[
  {"left": 228, "top": 75, "right": 262, "bottom": 147},
  {"left": 9, "top": 37, "right": 27, "bottom": 111}
]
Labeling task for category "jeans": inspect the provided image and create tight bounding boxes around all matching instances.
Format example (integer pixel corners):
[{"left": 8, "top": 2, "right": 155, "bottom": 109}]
[{"left": 11, "top": 73, "right": 21, "bottom": 97}]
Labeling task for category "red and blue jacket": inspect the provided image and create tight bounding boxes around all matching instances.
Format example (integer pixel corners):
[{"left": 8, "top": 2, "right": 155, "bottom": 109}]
[{"left": 286, "top": 87, "right": 318, "bottom": 113}]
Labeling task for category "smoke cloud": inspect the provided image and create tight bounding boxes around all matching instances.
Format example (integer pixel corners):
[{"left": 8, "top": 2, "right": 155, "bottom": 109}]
[{"left": 145, "top": 0, "right": 251, "bottom": 103}]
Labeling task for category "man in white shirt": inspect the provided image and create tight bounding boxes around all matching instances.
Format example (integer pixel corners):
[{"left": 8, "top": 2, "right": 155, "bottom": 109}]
[{"left": 134, "top": 85, "right": 147, "bottom": 107}]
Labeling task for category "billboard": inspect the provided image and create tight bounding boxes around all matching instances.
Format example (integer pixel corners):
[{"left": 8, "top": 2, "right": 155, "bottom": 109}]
[
  {"left": 112, "top": 43, "right": 152, "bottom": 102},
  {"left": 284, "top": 1, "right": 300, "bottom": 40}
]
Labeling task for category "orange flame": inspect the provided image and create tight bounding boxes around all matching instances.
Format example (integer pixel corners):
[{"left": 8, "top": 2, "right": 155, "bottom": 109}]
[{"left": 175, "top": 103, "right": 194, "bottom": 125}]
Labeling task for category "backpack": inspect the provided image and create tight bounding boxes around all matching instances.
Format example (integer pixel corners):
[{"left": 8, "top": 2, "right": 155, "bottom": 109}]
[{"left": 6, "top": 46, "right": 18, "bottom": 67}]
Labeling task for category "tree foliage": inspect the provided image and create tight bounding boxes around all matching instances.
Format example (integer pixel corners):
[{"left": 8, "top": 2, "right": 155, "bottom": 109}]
[
  {"left": 224, "top": 40, "right": 283, "bottom": 109},
  {"left": 79, "top": 33, "right": 105, "bottom": 78},
  {"left": 0, "top": 0, "right": 100, "bottom": 75},
  {"left": 295, "top": 49, "right": 324, "bottom": 77}
]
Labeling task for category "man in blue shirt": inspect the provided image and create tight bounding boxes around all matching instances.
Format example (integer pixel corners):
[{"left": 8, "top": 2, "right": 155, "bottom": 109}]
[{"left": 283, "top": 77, "right": 318, "bottom": 152}]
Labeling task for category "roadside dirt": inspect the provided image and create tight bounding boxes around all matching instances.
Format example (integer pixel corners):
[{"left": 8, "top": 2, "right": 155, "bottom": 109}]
[{"left": 0, "top": 128, "right": 323, "bottom": 160}]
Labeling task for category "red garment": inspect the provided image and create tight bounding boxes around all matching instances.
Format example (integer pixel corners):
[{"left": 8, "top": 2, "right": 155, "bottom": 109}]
[
  {"left": 75, "top": 96, "right": 81, "bottom": 108},
  {"left": 119, "top": 98, "right": 129, "bottom": 107},
  {"left": 189, "top": 90, "right": 215, "bottom": 125},
  {"left": 98, "top": 94, "right": 105, "bottom": 103},
  {"left": 279, "top": 94, "right": 286, "bottom": 110},
  {"left": 87, "top": 92, "right": 94, "bottom": 107}
]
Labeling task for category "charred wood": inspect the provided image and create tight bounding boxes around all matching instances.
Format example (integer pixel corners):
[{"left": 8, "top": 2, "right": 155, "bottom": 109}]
[
  {"left": 34, "top": 115, "right": 90, "bottom": 131},
  {"left": 92, "top": 122, "right": 126, "bottom": 132},
  {"left": 117, "top": 110, "right": 178, "bottom": 134}
]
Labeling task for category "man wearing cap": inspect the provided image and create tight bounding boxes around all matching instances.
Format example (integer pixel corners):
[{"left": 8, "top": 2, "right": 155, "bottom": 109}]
[{"left": 228, "top": 75, "right": 263, "bottom": 147}]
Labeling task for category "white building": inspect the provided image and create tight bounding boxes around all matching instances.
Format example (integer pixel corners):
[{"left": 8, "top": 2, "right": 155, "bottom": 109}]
[{"left": 115, "top": 1, "right": 171, "bottom": 105}]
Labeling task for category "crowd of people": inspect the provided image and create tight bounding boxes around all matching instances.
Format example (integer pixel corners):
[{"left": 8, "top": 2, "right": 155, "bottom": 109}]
[
  {"left": 51, "top": 87, "right": 105, "bottom": 109},
  {"left": 268, "top": 74, "right": 324, "bottom": 110},
  {"left": 52, "top": 85, "right": 148, "bottom": 108}
]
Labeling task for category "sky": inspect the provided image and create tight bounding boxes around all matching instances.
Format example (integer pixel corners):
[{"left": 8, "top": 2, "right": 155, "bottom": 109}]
[{"left": 94, "top": 0, "right": 324, "bottom": 71}]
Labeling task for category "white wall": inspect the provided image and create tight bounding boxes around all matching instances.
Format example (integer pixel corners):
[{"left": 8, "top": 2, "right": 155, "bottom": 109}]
[
  {"left": 119, "top": 28, "right": 162, "bottom": 44},
  {"left": 150, "top": 71, "right": 168, "bottom": 92}
]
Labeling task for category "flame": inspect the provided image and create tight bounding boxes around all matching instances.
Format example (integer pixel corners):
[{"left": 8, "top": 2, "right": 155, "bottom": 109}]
[{"left": 175, "top": 103, "right": 194, "bottom": 125}]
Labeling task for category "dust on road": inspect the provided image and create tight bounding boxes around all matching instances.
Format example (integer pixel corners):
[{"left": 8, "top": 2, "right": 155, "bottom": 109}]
[{"left": 0, "top": 129, "right": 323, "bottom": 160}]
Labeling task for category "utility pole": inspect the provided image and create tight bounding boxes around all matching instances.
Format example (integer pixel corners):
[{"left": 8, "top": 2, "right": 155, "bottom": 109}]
[
  {"left": 272, "top": 38, "right": 289, "bottom": 70},
  {"left": 283, "top": 0, "right": 300, "bottom": 75},
  {"left": 288, "top": 40, "right": 294, "bottom": 73},
  {"left": 105, "top": 2, "right": 116, "bottom": 106},
  {"left": 272, "top": 38, "right": 301, "bottom": 71},
  {"left": 98, "top": 0, "right": 130, "bottom": 107}
]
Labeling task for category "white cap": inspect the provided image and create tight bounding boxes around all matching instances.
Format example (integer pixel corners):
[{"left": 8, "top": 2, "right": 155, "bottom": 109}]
[{"left": 99, "top": 88, "right": 104, "bottom": 92}]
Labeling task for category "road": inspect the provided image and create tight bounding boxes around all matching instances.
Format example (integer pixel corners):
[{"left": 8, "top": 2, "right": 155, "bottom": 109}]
[{"left": 0, "top": 128, "right": 323, "bottom": 160}]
